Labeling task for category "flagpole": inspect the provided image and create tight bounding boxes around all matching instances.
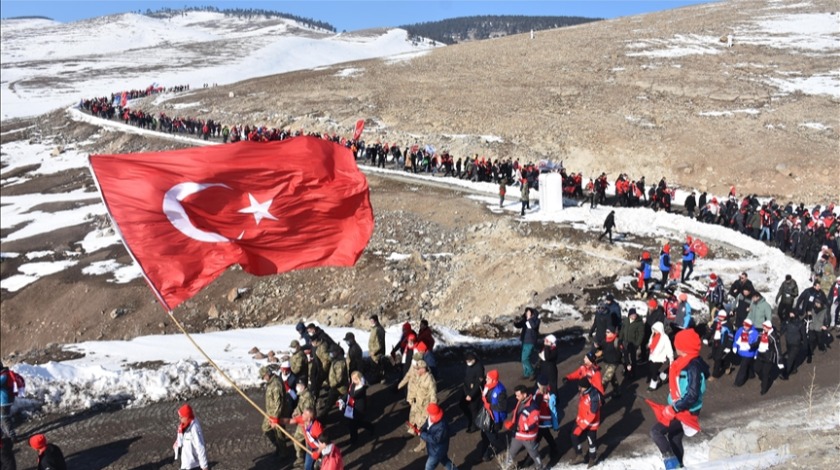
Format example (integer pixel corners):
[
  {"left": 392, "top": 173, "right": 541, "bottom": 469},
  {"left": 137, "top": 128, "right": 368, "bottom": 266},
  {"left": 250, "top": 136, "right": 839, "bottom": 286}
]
[{"left": 166, "top": 310, "right": 312, "bottom": 456}]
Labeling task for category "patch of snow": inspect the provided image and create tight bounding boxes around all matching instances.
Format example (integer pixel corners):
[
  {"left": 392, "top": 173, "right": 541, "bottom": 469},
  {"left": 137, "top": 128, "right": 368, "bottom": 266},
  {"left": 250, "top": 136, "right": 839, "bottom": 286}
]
[
  {"left": 81, "top": 260, "right": 143, "bottom": 284},
  {"left": 77, "top": 227, "right": 121, "bottom": 253},
  {"left": 386, "top": 253, "right": 411, "bottom": 262},
  {"left": 1, "top": 260, "right": 79, "bottom": 292},
  {"left": 335, "top": 67, "right": 363, "bottom": 78},
  {"left": 698, "top": 109, "right": 761, "bottom": 117},
  {"left": 799, "top": 122, "right": 831, "bottom": 130},
  {"left": 765, "top": 71, "right": 840, "bottom": 98},
  {"left": 24, "top": 250, "right": 53, "bottom": 260},
  {"left": 170, "top": 101, "right": 202, "bottom": 110},
  {"left": 383, "top": 49, "right": 432, "bottom": 64}
]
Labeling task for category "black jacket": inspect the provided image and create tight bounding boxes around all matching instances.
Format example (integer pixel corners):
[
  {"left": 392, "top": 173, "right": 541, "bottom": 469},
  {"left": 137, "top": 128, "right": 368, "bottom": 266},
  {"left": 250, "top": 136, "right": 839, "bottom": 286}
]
[
  {"left": 795, "top": 287, "right": 828, "bottom": 315},
  {"left": 346, "top": 382, "right": 368, "bottom": 417},
  {"left": 672, "top": 357, "right": 710, "bottom": 414},
  {"left": 538, "top": 345, "right": 559, "bottom": 387},
  {"left": 603, "top": 212, "right": 616, "bottom": 229},
  {"left": 729, "top": 278, "right": 755, "bottom": 298},
  {"left": 37, "top": 444, "right": 67, "bottom": 470},
  {"left": 755, "top": 331, "right": 782, "bottom": 365},
  {"left": 514, "top": 315, "right": 541, "bottom": 345},
  {"left": 462, "top": 360, "right": 485, "bottom": 400},
  {"left": 782, "top": 318, "right": 806, "bottom": 348},
  {"left": 346, "top": 341, "right": 363, "bottom": 374}
]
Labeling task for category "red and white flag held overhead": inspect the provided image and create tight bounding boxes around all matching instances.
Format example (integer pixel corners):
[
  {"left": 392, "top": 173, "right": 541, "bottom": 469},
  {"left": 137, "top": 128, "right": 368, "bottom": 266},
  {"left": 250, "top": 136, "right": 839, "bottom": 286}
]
[
  {"left": 89, "top": 137, "right": 375, "bottom": 311},
  {"left": 353, "top": 119, "right": 365, "bottom": 141}
]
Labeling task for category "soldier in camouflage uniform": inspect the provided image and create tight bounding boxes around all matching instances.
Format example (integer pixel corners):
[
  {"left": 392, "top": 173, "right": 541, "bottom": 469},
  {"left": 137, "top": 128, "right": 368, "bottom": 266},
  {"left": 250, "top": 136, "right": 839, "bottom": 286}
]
[
  {"left": 261, "top": 365, "right": 289, "bottom": 460},
  {"left": 399, "top": 359, "right": 438, "bottom": 452},
  {"left": 289, "top": 340, "right": 308, "bottom": 386},
  {"left": 323, "top": 345, "right": 349, "bottom": 419},
  {"left": 313, "top": 335, "right": 332, "bottom": 387},
  {"left": 368, "top": 314, "right": 387, "bottom": 382},
  {"left": 291, "top": 380, "right": 315, "bottom": 469}
]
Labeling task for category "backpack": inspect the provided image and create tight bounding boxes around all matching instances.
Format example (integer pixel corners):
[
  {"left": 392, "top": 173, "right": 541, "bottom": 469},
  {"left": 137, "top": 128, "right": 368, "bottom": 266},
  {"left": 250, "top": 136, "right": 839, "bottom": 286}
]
[{"left": 6, "top": 370, "right": 25, "bottom": 398}]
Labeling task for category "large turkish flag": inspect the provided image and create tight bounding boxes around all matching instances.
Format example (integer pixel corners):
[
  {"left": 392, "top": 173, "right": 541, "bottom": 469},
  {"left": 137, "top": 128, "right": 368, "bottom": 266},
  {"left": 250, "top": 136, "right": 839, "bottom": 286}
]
[{"left": 89, "top": 137, "right": 374, "bottom": 311}]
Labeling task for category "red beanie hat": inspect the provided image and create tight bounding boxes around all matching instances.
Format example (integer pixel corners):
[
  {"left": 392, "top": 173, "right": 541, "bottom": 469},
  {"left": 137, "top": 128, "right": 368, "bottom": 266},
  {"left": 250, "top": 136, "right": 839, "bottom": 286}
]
[
  {"left": 709, "top": 273, "right": 717, "bottom": 280},
  {"left": 402, "top": 322, "right": 412, "bottom": 332},
  {"left": 674, "top": 329, "right": 701, "bottom": 356},
  {"left": 427, "top": 403, "right": 442, "bottom": 417},
  {"left": 486, "top": 369, "right": 499, "bottom": 386},
  {"left": 29, "top": 434, "right": 47, "bottom": 450},
  {"left": 178, "top": 403, "right": 194, "bottom": 420}
]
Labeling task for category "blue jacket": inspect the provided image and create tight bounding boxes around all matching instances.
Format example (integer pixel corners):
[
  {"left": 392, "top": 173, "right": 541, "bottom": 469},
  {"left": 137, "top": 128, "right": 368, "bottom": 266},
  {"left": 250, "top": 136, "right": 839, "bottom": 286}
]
[
  {"left": 668, "top": 357, "right": 709, "bottom": 413},
  {"left": 675, "top": 302, "right": 692, "bottom": 329},
  {"left": 420, "top": 418, "right": 451, "bottom": 460},
  {"left": 485, "top": 382, "right": 508, "bottom": 423},
  {"left": 733, "top": 327, "right": 760, "bottom": 358},
  {"left": 659, "top": 252, "right": 671, "bottom": 272},
  {"left": 682, "top": 244, "right": 696, "bottom": 262},
  {"left": 642, "top": 260, "right": 652, "bottom": 280},
  {"left": 422, "top": 351, "right": 437, "bottom": 370},
  {"left": 0, "top": 370, "right": 12, "bottom": 406}
]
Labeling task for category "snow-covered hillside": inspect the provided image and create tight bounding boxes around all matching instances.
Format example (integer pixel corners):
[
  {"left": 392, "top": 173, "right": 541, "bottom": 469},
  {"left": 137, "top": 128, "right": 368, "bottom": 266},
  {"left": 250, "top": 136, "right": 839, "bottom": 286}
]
[{"left": 0, "top": 12, "right": 439, "bottom": 120}]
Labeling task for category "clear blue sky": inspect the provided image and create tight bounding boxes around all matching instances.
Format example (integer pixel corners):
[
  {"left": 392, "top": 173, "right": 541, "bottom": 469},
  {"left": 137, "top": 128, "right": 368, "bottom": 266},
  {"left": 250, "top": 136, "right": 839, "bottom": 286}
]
[{"left": 1, "top": 1, "right": 713, "bottom": 31}]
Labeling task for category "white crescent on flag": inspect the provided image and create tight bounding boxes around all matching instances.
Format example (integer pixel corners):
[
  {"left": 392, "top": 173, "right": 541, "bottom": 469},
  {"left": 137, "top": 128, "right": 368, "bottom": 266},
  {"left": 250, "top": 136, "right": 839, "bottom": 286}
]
[{"left": 162, "top": 182, "right": 231, "bottom": 243}]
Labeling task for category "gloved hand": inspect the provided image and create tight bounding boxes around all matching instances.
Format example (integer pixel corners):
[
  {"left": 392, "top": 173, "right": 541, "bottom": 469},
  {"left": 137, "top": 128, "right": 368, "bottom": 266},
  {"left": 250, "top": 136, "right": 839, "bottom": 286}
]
[
  {"left": 777, "top": 364, "right": 785, "bottom": 370},
  {"left": 723, "top": 348, "right": 731, "bottom": 354},
  {"left": 337, "top": 399, "right": 345, "bottom": 410},
  {"left": 702, "top": 339, "right": 709, "bottom": 345}
]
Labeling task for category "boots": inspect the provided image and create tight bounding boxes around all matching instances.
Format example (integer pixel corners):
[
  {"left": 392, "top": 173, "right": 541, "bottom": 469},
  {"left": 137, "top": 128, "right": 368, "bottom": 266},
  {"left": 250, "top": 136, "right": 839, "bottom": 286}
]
[
  {"left": 663, "top": 455, "right": 681, "bottom": 469},
  {"left": 587, "top": 451, "right": 599, "bottom": 467},
  {"left": 570, "top": 452, "right": 586, "bottom": 465}
]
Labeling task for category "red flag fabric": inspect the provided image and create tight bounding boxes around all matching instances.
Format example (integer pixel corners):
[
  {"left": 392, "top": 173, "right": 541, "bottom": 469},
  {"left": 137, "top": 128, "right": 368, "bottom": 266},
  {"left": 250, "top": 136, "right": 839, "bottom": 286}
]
[
  {"left": 89, "top": 137, "right": 374, "bottom": 311},
  {"left": 691, "top": 239, "right": 708, "bottom": 258},
  {"left": 352, "top": 119, "right": 365, "bottom": 141},
  {"left": 120, "top": 91, "right": 127, "bottom": 107},
  {"left": 644, "top": 399, "right": 701, "bottom": 436}
]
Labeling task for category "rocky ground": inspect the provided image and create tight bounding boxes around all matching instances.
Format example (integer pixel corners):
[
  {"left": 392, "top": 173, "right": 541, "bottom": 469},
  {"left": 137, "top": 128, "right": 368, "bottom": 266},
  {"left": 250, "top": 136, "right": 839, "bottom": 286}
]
[{"left": 136, "top": 0, "right": 838, "bottom": 202}]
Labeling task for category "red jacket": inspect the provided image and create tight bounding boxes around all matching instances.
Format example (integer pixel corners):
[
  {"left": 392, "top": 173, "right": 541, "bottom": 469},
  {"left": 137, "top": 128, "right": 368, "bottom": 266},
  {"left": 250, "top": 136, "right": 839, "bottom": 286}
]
[
  {"left": 505, "top": 395, "right": 539, "bottom": 441},
  {"left": 565, "top": 364, "right": 605, "bottom": 396},
  {"left": 292, "top": 416, "right": 324, "bottom": 457},
  {"left": 574, "top": 387, "right": 601, "bottom": 434}
]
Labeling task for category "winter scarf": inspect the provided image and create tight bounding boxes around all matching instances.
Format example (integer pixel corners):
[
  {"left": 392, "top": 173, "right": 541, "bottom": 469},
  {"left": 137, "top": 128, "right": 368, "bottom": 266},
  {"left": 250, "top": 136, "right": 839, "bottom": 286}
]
[
  {"left": 650, "top": 332, "right": 662, "bottom": 353},
  {"left": 669, "top": 329, "right": 701, "bottom": 403},
  {"left": 178, "top": 404, "right": 194, "bottom": 434},
  {"left": 758, "top": 328, "right": 771, "bottom": 352}
]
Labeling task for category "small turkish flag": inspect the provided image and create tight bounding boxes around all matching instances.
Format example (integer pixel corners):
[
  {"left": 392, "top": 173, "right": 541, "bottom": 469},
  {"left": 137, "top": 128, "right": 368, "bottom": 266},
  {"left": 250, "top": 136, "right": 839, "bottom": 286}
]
[
  {"left": 353, "top": 119, "right": 365, "bottom": 141},
  {"left": 89, "top": 137, "right": 374, "bottom": 311}
]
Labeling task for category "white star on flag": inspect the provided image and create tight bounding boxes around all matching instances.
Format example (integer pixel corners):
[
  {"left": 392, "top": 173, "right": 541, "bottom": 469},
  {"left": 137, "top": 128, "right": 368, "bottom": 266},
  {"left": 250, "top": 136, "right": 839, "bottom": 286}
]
[{"left": 239, "top": 193, "right": 279, "bottom": 225}]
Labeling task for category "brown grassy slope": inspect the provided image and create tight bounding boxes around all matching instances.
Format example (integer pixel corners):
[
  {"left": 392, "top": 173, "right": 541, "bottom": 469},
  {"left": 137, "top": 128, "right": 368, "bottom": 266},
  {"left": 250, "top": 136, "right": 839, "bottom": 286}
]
[{"left": 154, "top": 0, "right": 838, "bottom": 201}]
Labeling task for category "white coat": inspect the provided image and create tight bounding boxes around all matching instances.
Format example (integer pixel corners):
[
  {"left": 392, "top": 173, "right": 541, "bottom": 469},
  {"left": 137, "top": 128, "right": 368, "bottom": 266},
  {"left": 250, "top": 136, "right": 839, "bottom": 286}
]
[
  {"left": 174, "top": 419, "right": 209, "bottom": 470},
  {"left": 647, "top": 322, "right": 674, "bottom": 364}
]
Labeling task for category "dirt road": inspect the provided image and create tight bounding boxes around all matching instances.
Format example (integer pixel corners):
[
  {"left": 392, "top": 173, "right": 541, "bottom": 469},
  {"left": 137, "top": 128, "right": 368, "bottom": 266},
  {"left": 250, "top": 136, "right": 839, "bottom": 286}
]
[{"left": 8, "top": 337, "right": 838, "bottom": 470}]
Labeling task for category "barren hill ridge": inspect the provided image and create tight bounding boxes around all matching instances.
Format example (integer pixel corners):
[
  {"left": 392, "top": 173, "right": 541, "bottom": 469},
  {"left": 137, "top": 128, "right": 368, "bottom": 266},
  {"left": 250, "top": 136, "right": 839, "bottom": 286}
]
[{"left": 151, "top": 0, "right": 839, "bottom": 201}]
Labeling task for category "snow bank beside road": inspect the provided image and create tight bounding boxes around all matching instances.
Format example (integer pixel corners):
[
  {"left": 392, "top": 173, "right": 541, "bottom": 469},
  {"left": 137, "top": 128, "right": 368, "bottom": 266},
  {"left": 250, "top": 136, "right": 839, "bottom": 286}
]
[{"left": 10, "top": 323, "right": 511, "bottom": 414}]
